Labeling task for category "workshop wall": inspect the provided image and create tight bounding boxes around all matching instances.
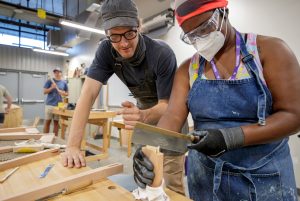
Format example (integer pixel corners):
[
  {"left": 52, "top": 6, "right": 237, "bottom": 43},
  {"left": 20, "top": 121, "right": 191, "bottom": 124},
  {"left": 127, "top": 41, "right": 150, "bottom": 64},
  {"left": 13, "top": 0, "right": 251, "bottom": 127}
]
[{"left": 0, "top": 44, "right": 64, "bottom": 73}]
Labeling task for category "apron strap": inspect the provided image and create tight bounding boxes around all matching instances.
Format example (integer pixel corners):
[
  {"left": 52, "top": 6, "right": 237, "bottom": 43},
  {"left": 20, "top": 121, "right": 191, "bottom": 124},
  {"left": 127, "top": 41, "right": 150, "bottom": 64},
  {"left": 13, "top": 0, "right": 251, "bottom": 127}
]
[
  {"left": 198, "top": 56, "right": 207, "bottom": 76},
  {"left": 113, "top": 62, "right": 128, "bottom": 85},
  {"left": 241, "top": 172, "right": 257, "bottom": 201},
  {"left": 213, "top": 159, "right": 225, "bottom": 201},
  {"left": 213, "top": 159, "right": 257, "bottom": 201},
  {"left": 238, "top": 31, "right": 267, "bottom": 126}
]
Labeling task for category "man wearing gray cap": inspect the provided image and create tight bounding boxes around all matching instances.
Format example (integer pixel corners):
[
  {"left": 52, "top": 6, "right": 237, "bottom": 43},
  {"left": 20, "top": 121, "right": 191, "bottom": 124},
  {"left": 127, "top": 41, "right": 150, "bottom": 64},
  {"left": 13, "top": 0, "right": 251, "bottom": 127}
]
[
  {"left": 61, "top": 0, "right": 186, "bottom": 195},
  {"left": 43, "top": 67, "right": 68, "bottom": 136}
]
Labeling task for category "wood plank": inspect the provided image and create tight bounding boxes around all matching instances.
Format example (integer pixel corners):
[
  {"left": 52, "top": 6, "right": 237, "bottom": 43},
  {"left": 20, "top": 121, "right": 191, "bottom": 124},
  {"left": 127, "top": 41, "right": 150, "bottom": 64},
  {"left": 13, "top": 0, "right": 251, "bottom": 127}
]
[
  {"left": 0, "top": 154, "right": 191, "bottom": 201},
  {"left": 85, "top": 152, "right": 108, "bottom": 162},
  {"left": 0, "top": 127, "right": 26, "bottom": 133},
  {"left": 52, "top": 108, "right": 116, "bottom": 120},
  {"left": 0, "top": 155, "right": 90, "bottom": 197},
  {"left": 142, "top": 146, "right": 163, "bottom": 187},
  {"left": 41, "top": 179, "right": 192, "bottom": 201},
  {"left": 24, "top": 127, "right": 40, "bottom": 134},
  {"left": 52, "top": 178, "right": 136, "bottom": 201},
  {"left": 39, "top": 134, "right": 55, "bottom": 143},
  {"left": 0, "top": 146, "right": 13, "bottom": 154},
  {"left": 2, "top": 163, "right": 123, "bottom": 201},
  {"left": 0, "top": 148, "right": 60, "bottom": 171},
  {"left": 86, "top": 142, "right": 104, "bottom": 152},
  {"left": 0, "top": 133, "right": 43, "bottom": 140}
]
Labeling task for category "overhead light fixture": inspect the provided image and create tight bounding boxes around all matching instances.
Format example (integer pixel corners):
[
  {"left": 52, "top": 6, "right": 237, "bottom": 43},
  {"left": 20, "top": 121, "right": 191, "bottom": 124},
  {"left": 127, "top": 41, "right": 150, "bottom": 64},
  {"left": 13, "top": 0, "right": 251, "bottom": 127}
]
[
  {"left": 32, "top": 48, "right": 69, "bottom": 57},
  {"left": 59, "top": 19, "right": 105, "bottom": 35},
  {"left": 86, "top": 3, "right": 101, "bottom": 12}
]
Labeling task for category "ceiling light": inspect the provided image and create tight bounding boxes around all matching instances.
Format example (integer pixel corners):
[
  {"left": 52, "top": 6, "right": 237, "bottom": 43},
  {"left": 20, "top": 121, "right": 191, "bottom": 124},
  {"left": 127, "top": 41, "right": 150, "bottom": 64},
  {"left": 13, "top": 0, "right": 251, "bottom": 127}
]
[
  {"left": 32, "top": 48, "right": 69, "bottom": 57},
  {"left": 86, "top": 3, "right": 101, "bottom": 12},
  {"left": 59, "top": 19, "right": 105, "bottom": 35}
]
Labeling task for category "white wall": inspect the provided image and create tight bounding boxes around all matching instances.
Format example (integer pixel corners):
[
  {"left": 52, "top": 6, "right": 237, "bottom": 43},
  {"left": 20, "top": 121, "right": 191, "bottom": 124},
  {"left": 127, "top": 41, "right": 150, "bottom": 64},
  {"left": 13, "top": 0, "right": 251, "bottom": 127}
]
[{"left": 162, "top": 0, "right": 300, "bottom": 188}]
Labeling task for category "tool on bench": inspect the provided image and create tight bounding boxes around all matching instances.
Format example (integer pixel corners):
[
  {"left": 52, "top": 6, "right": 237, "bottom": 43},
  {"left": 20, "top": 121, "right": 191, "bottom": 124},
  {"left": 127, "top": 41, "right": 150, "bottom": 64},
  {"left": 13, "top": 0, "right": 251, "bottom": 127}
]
[
  {"left": 132, "top": 122, "right": 200, "bottom": 153},
  {"left": 40, "top": 163, "right": 55, "bottom": 178},
  {"left": 36, "top": 180, "right": 93, "bottom": 200},
  {"left": 0, "top": 166, "right": 19, "bottom": 183},
  {"left": 14, "top": 139, "right": 66, "bottom": 153}
]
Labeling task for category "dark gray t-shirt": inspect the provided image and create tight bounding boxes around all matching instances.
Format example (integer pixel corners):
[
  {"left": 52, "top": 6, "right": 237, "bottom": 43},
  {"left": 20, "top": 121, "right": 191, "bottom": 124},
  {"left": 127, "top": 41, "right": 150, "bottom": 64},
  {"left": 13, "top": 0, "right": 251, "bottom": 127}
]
[{"left": 87, "top": 35, "right": 177, "bottom": 100}]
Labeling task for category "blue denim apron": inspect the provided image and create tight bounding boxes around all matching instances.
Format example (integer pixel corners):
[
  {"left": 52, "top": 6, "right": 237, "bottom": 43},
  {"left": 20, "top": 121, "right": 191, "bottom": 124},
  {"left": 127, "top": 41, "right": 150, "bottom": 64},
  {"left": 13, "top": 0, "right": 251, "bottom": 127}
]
[{"left": 187, "top": 32, "right": 298, "bottom": 201}]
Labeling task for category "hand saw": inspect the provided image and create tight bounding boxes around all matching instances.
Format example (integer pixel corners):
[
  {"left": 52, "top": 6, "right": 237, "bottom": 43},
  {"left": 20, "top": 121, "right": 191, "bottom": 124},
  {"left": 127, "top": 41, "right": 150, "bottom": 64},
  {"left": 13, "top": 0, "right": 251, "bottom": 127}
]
[{"left": 132, "top": 122, "right": 199, "bottom": 153}]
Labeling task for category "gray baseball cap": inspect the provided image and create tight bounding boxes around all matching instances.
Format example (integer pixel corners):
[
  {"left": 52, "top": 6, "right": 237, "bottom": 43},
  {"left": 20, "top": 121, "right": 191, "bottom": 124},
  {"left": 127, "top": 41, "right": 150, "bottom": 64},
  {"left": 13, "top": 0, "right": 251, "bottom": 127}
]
[{"left": 101, "top": 0, "right": 139, "bottom": 30}]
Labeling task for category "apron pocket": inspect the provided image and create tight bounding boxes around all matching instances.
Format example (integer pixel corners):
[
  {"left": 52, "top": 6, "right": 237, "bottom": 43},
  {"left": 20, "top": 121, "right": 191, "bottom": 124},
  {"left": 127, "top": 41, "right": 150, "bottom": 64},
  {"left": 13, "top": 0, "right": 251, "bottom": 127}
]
[
  {"left": 227, "top": 171, "right": 283, "bottom": 201},
  {"left": 251, "top": 172, "right": 283, "bottom": 201}
]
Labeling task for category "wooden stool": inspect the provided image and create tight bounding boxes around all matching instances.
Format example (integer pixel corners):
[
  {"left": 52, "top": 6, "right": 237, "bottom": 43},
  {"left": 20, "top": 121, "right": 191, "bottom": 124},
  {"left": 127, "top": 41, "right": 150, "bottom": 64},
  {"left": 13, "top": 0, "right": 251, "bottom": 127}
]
[{"left": 109, "top": 121, "right": 133, "bottom": 157}]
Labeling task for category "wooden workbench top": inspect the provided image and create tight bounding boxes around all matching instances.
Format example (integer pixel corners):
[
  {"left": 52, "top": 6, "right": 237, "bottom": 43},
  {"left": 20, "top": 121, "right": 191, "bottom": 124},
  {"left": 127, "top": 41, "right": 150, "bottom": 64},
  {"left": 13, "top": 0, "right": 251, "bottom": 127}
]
[
  {"left": 51, "top": 178, "right": 190, "bottom": 201},
  {"left": 52, "top": 108, "right": 116, "bottom": 119},
  {"left": 0, "top": 155, "right": 191, "bottom": 201}
]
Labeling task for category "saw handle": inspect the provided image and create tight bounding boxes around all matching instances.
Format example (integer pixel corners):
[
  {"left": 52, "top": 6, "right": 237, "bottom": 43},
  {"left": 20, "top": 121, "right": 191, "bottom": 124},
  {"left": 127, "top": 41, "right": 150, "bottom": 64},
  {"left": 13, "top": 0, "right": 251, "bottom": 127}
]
[{"left": 189, "top": 134, "right": 201, "bottom": 144}]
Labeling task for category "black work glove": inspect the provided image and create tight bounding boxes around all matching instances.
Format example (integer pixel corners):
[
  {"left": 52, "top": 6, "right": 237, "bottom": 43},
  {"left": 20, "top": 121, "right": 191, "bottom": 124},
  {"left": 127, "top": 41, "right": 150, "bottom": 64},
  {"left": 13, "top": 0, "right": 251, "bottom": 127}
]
[
  {"left": 133, "top": 146, "right": 155, "bottom": 189},
  {"left": 188, "top": 127, "right": 245, "bottom": 157}
]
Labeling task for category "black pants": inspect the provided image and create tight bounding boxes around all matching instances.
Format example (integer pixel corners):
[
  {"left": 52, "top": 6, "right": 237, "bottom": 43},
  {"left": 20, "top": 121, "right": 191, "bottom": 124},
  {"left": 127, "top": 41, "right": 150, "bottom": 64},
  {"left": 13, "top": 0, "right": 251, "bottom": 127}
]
[{"left": 0, "top": 113, "right": 4, "bottom": 123}]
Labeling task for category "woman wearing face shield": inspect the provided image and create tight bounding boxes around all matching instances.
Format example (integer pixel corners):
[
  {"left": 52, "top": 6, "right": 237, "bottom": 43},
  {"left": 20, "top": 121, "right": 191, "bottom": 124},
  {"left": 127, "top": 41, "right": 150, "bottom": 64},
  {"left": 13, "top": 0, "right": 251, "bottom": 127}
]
[{"left": 153, "top": 0, "right": 300, "bottom": 200}]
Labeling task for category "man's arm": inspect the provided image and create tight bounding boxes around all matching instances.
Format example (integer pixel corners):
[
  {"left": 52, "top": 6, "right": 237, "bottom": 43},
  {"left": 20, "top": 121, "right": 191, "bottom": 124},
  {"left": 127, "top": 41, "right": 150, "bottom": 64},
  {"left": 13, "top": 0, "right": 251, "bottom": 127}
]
[
  {"left": 44, "top": 83, "right": 56, "bottom": 94},
  {"left": 61, "top": 77, "right": 102, "bottom": 168},
  {"left": 119, "top": 99, "right": 168, "bottom": 129},
  {"left": 58, "top": 90, "right": 68, "bottom": 97},
  {"left": 4, "top": 94, "right": 12, "bottom": 114},
  {"left": 59, "top": 82, "right": 69, "bottom": 97}
]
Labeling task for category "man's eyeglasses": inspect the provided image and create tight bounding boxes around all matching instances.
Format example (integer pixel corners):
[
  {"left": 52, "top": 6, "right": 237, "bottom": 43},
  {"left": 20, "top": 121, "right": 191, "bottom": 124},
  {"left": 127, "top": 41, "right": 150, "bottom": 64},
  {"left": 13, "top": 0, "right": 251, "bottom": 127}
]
[
  {"left": 180, "top": 9, "right": 220, "bottom": 45},
  {"left": 106, "top": 29, "right": 138, "bottom": 43}
]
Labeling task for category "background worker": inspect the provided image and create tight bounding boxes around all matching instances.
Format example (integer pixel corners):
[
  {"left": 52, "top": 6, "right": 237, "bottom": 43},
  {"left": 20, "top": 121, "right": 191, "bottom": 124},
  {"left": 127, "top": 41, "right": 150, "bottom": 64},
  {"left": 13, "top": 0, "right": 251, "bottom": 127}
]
[
  {"left": 61, "top": 0, "right": 186, "bottom": 194},
  {"left": 134, "top": 0, "right": 300, "bottom": 200},
  {"left": 0, "top": 84, "right": 12, "bottom": 128},
  {"left": 43, "top": 67, "right": 68, "bottom": 136}
]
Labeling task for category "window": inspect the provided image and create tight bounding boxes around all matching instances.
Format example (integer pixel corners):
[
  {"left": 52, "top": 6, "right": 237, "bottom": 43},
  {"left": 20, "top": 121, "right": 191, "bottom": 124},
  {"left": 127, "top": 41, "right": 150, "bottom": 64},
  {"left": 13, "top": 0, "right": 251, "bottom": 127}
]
[
  {"left": 0, "top": 16, "right": 60, "bottom": 49},
  {"left": 1, "top": 0, "right": 64, "bottom": 16}
]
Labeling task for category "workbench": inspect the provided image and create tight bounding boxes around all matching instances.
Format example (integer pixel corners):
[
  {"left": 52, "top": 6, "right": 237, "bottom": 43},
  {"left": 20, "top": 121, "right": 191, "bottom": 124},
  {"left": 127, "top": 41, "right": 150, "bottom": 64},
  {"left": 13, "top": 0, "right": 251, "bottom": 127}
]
[
  {"left": 3, "top": 104, "right": 23, "bottom": 128},
  {"left": 0, "top": 150, "right": 191, "bottom": 201},
  {"left": 52, "top": 108, "right": 116, "bottom": 154}
]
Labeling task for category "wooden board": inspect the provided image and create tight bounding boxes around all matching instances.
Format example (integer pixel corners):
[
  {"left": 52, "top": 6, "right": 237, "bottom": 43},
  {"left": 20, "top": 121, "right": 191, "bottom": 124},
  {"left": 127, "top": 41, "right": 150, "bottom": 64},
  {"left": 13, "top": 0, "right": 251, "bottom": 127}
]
[
  {"left": 2, "top": 163, "right": 123, "bottom": 201},
  {"left": 52, "top": 108, "right": 116, "bottom": 120},
  {"left": 0, "top": 146, "right": 13, "bottom": 154},
  {"left": 24, "top": 127, "right": 40, "bottom": 134},
  {"left": 142, "top": 146, "right": 163, "bottom": 187},
  {"left": 48, "top": 178, "right": 191, "bottom": 201},
  {"left": 0, "top": 155, "right": 83, "bottom": 196},
  {"left": 0, "top": 127, "right": 26, "bottom": 133},
  {"left": 0, "top": 154, "right": 191, "bottom": 201},
  {"left": 39, "top": 134, "right": 55, "bottom": 143},
  {"left": 0, "top": 149, "right": 60, "bottom": 171},
  {"left": 0, "top": 133, "right": 43, "bottom": 140}
]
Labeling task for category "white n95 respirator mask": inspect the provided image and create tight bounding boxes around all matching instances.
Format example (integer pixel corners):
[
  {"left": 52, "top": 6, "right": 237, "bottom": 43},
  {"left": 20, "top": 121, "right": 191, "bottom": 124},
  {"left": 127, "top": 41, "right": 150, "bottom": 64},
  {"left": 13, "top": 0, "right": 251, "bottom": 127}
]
[{"left": 192, "top": 8, "right": 227, "bottom": 61}]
